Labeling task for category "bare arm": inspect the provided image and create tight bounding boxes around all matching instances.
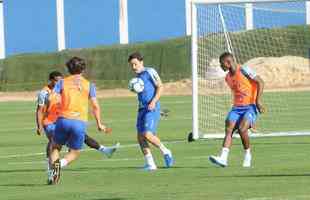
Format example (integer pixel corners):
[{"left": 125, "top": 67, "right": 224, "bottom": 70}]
[
  {"left": 253, "top": 75, "right": 265, "bottom": 113},
  {"left": 36, "top": 105, "right": 46, "bottom": 135},
  {"left": 148, "top": 80, "right": 163, "bottom": 110},
  {"left": 90, "top": 97, "right": 111, "bottom": 133}
]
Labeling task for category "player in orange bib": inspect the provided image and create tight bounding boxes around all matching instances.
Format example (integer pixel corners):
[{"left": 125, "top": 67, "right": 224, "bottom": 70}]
[
  {"left": 209, "top": 52, "right": 266, "bottom": 168},
  {"left": 48, "top": 57, "right": 113, "bottom": 184},
  {"left": 36, "top": 71, "right": 119, "bottom": 184}
]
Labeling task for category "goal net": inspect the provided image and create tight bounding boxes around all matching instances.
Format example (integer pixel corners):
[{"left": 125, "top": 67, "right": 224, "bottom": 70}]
[{"left": 190, "top": 0, "right": 310, "bottom": 139}]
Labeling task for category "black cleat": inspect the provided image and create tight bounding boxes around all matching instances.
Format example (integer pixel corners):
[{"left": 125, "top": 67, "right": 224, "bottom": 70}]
[{"left": 51, "top": 159, "right": 61, "bottom": 185}]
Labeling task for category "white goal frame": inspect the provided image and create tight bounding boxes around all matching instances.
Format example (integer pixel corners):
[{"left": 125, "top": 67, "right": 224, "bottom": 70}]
[{"left": 190, "top": 0, "right": 310, "bottom": 140}]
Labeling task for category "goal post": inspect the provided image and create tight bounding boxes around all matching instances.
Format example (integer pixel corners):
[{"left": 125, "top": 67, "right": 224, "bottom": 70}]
[{"left": 190, "top": 0, "right": 310, "bottom": 140}]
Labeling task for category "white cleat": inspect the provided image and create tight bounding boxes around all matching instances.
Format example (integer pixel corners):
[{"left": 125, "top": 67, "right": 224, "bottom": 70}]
[
  {"left": 243, "top": 154, "right": 252, "bottom": 168},
  {"left": 209, "top": 155, "right": 228, "bottom": 167},
  {"left": 47, "top": 169, "right": 53, "bottom": 185},
  {"left": 101, "top": 142, "right": 120, "bottom": 158},
  {"left": 143, "top": 164, "right": 157, "bottom": 171}
]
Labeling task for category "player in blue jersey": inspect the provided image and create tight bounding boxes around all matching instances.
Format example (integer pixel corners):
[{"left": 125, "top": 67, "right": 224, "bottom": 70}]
[{"left": 128, "top": 52, "right": 174, "bottom": 171}]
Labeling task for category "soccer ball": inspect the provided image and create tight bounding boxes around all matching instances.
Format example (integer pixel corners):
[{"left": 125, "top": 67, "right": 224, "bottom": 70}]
[{"left": 128, "top": 77, "right": 144, "bottom": 93}]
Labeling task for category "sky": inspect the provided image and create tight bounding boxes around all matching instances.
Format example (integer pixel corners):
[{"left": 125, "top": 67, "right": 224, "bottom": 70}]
[
  {"left": 1, "top": 0, "right": 307, "bottom": 57},
  {"left": 3, "top": 0, "right": 186, "bottom": 56}
]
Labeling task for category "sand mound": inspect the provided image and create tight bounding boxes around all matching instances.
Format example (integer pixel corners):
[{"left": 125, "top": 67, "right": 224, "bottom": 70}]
[{"left": 245, "top": 56, "right": 310, "bottom": 89}]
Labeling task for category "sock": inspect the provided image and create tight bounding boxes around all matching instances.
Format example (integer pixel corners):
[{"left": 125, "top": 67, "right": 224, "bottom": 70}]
[
  {"left": 60, "top": 158, "right": 68, "bottom": 168},
  {"left": 244, "top": 148, "right": 251, "bottom": 156},
  {"left": 220, "top": 147, "right": 230, "bottom": 161},
  {"left": 98, "top": 145, "right": 106, "bottom": 152},
  {"left": 144, "top": 153, "right": 156, "bottom": 167},
  {"left": 46, "top": 158, "right": 50, "bottom": 170},
  {"left": 158, "top": 143, "right": 170, "bottom": 155}
]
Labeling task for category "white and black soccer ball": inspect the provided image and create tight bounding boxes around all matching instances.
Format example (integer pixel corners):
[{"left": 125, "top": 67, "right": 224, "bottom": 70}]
[{"left": 128, "top": 77, "right": 144, "bottom": 93}]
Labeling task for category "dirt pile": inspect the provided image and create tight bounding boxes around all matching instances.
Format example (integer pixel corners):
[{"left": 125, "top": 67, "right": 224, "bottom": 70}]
[{"left": 245, "top": 56, "right": 310, "bottom": 89}]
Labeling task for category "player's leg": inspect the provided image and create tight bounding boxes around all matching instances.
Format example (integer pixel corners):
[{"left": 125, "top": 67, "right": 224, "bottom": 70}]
[
  {"left": 137, "top": 134, "right": 157, "bottom": 170},
  {"left": 84, "top": 134, "right": 119, "bottom": 158},
  {"left": 60, "top": 119, "right": 86, "bottom": 167},
  {"left": 142, "top": 110, "right": 174, "bottom": 168},
  {"left": 49, "top": 142, "right": 62, "bottom": 185},
  {"left": 209, "top": 108, "right": 239, "bottom": 167},
  {"left": 44, "top": 123, "right": 56, "bottom": 163},
  {"left": 238, "top": 106, "right": 257, "bottom": 167},
  {"left": 238, "top": 119, "right": 251, "bottom": 167},
  {"left": 48, "top": 118, "right": 70, "bottom": 184},
  {"left": 136, "top": 110, "right": 158, "bottom": 170},
  {"left": 43, "top": 124, "right": 55, "bottom": 183}
]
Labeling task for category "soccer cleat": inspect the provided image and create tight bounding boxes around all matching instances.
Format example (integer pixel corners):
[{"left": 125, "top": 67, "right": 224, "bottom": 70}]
[
  {"left": 47, "top": 169, "right": 53, "bottom": 185},
  {"left": 209, "top": 155, "right": 227, "bottom": 167},
  {"left": 101, "top": 143, "right": 120, "bottom": 158},
  {"left": 143, "top": 164, "right": 157, "bottom": 171},
  {"left": 50, "top": 159, "right": 61, "bottom": 185},
  {"left": 163, "top": 151, "right": 174, "bottom": 168},
  {"left": 243, "top": 154, "right": 252, "bottom": 168}
]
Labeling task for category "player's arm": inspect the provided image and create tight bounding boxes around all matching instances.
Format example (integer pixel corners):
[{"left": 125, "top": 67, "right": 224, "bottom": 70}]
[
  {"left": 253, "top": 75, "right": 265, "bottom": 113},
  {"left": 35, "top": 91, "right": 47, "bottom": 135},
  {"left": 148, "top": 68, "right": 163, "bottom": 110},
  {"left": 241, "top": 66, "right": 266, "bottom": 113},
  {"left": 89, "top": 84, "right": 111, "bottom": 133}
]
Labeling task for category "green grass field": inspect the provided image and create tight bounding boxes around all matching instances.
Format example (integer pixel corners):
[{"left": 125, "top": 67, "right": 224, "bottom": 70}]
[{"left": 1, "top": 95, "right": 310, "bottom": 200}]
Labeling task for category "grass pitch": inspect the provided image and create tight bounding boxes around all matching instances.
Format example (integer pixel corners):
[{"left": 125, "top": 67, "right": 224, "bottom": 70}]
[{"left": 0, "top": 95, "right": 310, "bottom": 200}]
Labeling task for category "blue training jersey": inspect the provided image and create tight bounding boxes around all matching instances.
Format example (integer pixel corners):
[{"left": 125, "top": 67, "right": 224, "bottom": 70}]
[{"left": 136, "top": 67, "right": 161, "bottom": 110}]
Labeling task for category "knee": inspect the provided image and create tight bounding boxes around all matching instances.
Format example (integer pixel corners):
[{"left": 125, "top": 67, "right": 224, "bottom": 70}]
[
  {"left": 52, "top": 143, "right": 62, "bottom": 151},
  {"left": 239, "top": 126, "right": 248, "bottom": 134},
  {"left": 137, "top": 134, "right": 145, "bottom": 142}
]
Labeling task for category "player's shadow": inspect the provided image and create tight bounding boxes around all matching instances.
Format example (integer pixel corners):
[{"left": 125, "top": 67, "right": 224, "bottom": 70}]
[
  {"left": 91, "top": 198, "right": 125, "bottom": 200},
  {"left": 66, "top": 166, "right": 142, "bottom": 172},
  {"left": 214, "top": 173, "right": 310, "bottom": 178},
  {"left": 0, "top": 168, "right": 45, "bottom": 174},
  {"left": 254, "top": 142, "right": 310, "bottom": 146},
  {"left": 0, "top": 183, "right": 46, "bottom": 187}
]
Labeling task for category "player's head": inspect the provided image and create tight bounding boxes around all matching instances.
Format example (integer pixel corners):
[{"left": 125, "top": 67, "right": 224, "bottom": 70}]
[
  {"left": 66, "top": 57, "right": 86, "bottom": 75},
  {"left": 48, "top": 71, "right": 63, "bottom": 87},
  {"left": 128, "top": 52, "right": 144, "bottom": 74},
  {"left": 219, "top": 52, "right": 235, "bottom": 71}
]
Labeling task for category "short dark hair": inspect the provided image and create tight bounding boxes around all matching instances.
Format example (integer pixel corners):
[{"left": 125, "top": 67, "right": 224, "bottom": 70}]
[
  {"left": 219, "top": 52, "right": 233, "bottom": 63},
  {"left": 128, "top": 52, "right": 143, "bottom": 62},
  {"left": 49, "top": 71, "right": 63, "bottom": 80},
  {"left": 66, "top": 57, "right": 86, "bottom": 75}
]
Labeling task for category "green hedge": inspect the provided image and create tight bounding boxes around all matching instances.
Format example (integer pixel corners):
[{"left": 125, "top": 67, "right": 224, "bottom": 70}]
[
  {"left": 0, "top": 37, "right": 191, "bottom": 91},
  {"left": 201, "top": 25, "right": 310, "bottom": 65},
  {"left": 0, "top": 25, "right": 309, "bottom": 91}
]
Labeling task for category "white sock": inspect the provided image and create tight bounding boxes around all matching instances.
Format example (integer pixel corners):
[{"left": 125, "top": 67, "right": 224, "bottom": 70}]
[
  {"left": 98, "top": 145, "right": 106, "bottom": 152},
  {"left": 144, "top": 153, "right": 156, "bottom": 167},
  {"left": 60, "top": 158, "right": 68, "bottom": 168},
  {"left": 244, "top": 148, "right": 251, "bottom": 156},
  {"left": 46, "top": 158, "right": 51, "bottom": 171},
  {"left": 158, "top": 143, "right": 170, "bottom": 155},
  {"left": 220, "top": 147, "right": 230, "bottom": 161}
]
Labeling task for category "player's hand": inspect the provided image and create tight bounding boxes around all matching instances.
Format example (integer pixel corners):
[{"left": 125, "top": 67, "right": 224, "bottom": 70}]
[
  {"left": 98, "top": 123, "right": 112, "bottom": 134},
  {"left": 36, "top": 127, "right": 43, "bottom": 136},
  {"left": 256, "top": 101, "right": 266, "bottom": 114},
  {"left": 148, "top": 100, "right": 156, "bottom": 111}
]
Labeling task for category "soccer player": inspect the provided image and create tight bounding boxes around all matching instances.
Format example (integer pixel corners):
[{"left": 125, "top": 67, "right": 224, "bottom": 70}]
[
  {"left": 48, "top": 57, "right": 112, "bottom": 184},
  {"left": 209, "top": 52, "right": 265, "bottom": 168},
  {"left": 128, "top": 52, "right": 174, "bottom": 171},
  {"left": 36, "top": 71, "right": 119, "bottom": 184}
]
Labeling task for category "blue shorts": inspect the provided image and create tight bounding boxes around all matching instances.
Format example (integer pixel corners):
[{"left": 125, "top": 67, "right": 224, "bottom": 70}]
[
  {"left": 136, "top": 109, "right": 160, "bottom": 135},
  {"left": 44, "top": 123, "right": 56, "bottom": 137},
  {"left": 226, "top": 104, "right": 258, "bottom": 127},
  {"left": 54, "top": 117, "right": 87, "bottom": 150}
]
